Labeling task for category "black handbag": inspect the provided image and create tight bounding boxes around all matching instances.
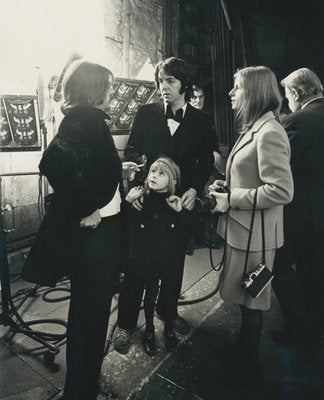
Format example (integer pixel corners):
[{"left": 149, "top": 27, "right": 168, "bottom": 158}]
[{"left": 241, "top": 190, "right": 274, "bottom": 298}]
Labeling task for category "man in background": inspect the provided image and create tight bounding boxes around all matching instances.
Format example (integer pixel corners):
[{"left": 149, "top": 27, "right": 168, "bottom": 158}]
[
  {"left": 272, "top": 68, "right": 324, "bottom": 347},
  {"left": 190, "top": 80, "right": 224, "bottom": 248}
]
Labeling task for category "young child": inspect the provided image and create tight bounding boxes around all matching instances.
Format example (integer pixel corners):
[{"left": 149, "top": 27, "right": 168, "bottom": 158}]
[{"left": 115, "top": 156, "right": 194, "bottom": 356}]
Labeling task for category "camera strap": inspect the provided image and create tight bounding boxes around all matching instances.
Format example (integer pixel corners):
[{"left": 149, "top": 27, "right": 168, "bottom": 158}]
[
  {"left": 261, "top": 207, "right": 265, "bottom": 265},
  {"left": 242, "top": 189, "right": 265, "bottom": 278},
  {"left": 219, "top": 212, "right": 228, "bottom": 269}
]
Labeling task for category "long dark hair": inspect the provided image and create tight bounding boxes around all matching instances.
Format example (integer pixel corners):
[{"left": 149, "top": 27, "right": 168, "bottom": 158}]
[
  {"left": 61, "top": 59, "right": 113, "bottom": 114},
  {"left": 154, "top": 57, "right": 193, "bottom": 101}
]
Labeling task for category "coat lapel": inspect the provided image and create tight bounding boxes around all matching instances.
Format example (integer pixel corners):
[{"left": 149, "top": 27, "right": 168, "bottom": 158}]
[
  {"left": 153, "top": 102, "right": 171, "bottom": 138},
  {"left": 226, "top": 111, "right": 276, "bottom": 182},
  {"left": 171, "top": 102, "right": 193, "bottom": 136}
]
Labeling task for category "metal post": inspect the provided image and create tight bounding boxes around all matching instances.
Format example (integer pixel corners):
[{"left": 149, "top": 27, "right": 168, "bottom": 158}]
[{"left": 0, "top": 178, "right": 11, "bottom": 321}]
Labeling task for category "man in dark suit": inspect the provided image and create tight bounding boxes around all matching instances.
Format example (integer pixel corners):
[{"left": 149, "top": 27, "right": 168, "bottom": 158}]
[
  {"left": 272, "top": 68, "right": 324, "bottom": 347},
  {"left": 113, "top": 57, "right": 214, "bottom": 353}
]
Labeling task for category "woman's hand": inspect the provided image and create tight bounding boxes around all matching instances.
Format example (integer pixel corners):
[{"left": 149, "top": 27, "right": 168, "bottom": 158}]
[
  {"left": 181, "top": 188, "right": 197, "bottom": 211},
  {"left": 80, "top": 209, "right": 101, "bottom": 229},
  {"left": 209, "top": 191, "right": 230, "bottom": 213},
  {"left": 126, "top": 186, "right": 145, "bottom": 203},
  {"left": 122, "top": 161, "right": 140, "bottom": 181},
  {"left": 208, "top": 179, "right": 226, "bottom": 192},
  {"left": 166, "top": 195, "right": 182, "bottom": 212}
]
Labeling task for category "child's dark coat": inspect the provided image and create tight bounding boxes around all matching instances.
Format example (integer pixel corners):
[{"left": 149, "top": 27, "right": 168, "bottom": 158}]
[{"left": 129, "top": 191, "right": 194, "bottom": 279}]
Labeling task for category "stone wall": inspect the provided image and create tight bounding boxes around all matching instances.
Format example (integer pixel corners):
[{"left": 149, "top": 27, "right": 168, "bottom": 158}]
[
  {"left": 1, "top": 0, "right": 167, "bottom": 248},
  {"left": 103, "top": 0, "right": 165, "bottom": 79}
]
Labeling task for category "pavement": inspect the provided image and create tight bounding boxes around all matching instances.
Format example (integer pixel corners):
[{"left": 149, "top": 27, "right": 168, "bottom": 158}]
[{"left": 1, "top": 246, "right": 323, "bottom": 400}]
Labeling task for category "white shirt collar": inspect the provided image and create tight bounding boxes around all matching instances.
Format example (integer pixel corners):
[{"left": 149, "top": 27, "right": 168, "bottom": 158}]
[{"left": 164, "top": 102, "right": 188, "bottom": 116}]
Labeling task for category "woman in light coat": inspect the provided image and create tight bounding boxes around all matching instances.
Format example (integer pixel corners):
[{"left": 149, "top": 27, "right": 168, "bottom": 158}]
[{"left": 210, "top": 66, "right": 294, "bottom": 388}]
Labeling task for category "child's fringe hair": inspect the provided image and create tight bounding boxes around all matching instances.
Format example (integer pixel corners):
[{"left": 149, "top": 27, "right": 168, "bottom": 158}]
[{"left": 144, "top": 156, "right": 181, "bottom": 195}]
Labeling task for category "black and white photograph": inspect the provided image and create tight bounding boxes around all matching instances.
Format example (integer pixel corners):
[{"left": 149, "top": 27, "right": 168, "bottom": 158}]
[{"left": 0, "top": 1, "right": 323, "bottom": 399}]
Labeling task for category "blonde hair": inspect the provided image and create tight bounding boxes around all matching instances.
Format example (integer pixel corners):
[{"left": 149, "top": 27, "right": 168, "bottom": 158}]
[
  {"left": 281, "top": 68, "right": 323, "bottom": 101},
  {"left": 145, "top": 156, "right": 181, "bottom": 195},
  {"left": 234, "top": 66, "right": 282, "bottom": 132},
  {"left": 61, "top": 59, "right": 113, "bottom": 114}
]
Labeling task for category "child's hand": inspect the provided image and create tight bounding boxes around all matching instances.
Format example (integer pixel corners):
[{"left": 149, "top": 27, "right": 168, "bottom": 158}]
[
  {"left": 166, "top": 195, "right": 182, "bottom": 212},
  {"left": 126, "top": 186, "right": 145, "bottom": 203}
]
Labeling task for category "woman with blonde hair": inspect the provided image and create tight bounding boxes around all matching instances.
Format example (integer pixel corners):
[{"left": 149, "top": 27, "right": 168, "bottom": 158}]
[{"left": 210, "top": 66, "right": 294, "bottom": 388}]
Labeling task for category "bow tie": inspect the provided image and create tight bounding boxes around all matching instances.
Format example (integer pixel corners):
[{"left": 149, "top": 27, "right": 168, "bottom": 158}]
[{"left": 166, "top": 105, "right": 183, "bottom": 123}]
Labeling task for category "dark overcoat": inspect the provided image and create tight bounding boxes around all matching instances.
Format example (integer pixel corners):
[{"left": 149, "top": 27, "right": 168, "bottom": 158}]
[
  {"left": 21, "top": 106, "right": 122, "bottom": 287},
  {"left": 281, "top": 98, "right": 324, "bottom": 232}
]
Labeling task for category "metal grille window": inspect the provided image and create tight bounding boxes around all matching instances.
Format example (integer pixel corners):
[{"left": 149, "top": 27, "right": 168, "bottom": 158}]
[{"left": 211, "top": 0, "right": 247, "bottom": 153}]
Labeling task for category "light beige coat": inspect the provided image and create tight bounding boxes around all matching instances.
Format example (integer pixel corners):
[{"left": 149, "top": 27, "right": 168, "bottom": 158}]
[
  {"left": 218, "top": 111, "right": 294, "bottom": 251},
  {"left": 217, "top": 111, "right": 294, "bottom": 309}
]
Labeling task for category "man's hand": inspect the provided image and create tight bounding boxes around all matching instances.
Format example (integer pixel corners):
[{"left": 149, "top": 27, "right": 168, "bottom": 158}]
[
  {"left": 122, "top": 161, "right": 140, "bottom": 181},
  {"left": 166, "top": 195, "right": 182, "bottom": 212},
  {"left": 80, "top": 209, "right": 101, "bottom": 229},
  {"left": 181, "top": 188, "right": 197, "bottom": 211}
]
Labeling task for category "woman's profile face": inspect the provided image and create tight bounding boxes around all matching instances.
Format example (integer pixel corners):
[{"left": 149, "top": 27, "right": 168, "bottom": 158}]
[{"left": 229, "top": 75, "right": 244, "bottom": 110}]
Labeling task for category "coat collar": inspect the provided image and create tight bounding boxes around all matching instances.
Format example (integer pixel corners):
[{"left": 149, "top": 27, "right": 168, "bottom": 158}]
[
  {"left": 230, "top": 111, "right": 276, "bottom": 157},
  {"left": 156, "top": 101, "right": 194, "bottom": 118},
  {"left": 301, "top": 96, "right": 324, "bottom": 109}
]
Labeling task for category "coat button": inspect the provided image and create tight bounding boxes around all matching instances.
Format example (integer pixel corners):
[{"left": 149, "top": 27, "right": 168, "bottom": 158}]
[
  {"left": 171, "top": 224, "right": 175, "bottom": 228},
  {"left": 140, "top": 224, "right": 144, "bottom": 228}
]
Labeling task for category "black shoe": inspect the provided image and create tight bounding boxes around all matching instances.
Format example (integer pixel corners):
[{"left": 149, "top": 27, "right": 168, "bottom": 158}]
[
  {"left": 156, "top": 314, "right": 190, "bottom": 334},
  {"left": 172, "top": 316, "right": 190, "bottom": 334},
  {"left": 142, "top": 331, "right": 157, "bottom": 356},
  {"left": 164, "top": 329, "right": 178, "bottom": 351}
]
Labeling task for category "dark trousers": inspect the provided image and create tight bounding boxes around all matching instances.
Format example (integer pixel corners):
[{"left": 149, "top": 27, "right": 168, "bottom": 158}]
[
  {"left": 272, "top": 228, "right": 324, "bottom": 341},
  {"left": 156, "top": 252, "right": 186, "bottom": 322},
  {"left": 63, "top": 215, "right": 121, "bottom": 400},
  {"left": 117, "top": 271, "right": 180, "bottom": 330}
]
